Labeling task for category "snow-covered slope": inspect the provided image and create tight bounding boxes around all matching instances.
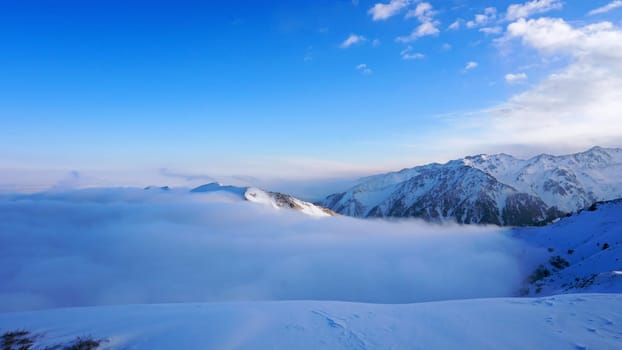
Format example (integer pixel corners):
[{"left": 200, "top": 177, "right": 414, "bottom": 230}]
[
  {"left": 465, "top": 146, "right": 622, "bottom": 212},
  {"left": 365, "top": 163, "right": 559, "bottom": 225},
  {"left": 515, "top": 199, "right": 622, "bottom": 296},
  {"left": 323, "top": 146, "right": 622, "bottom": 225},
  {"left": 1, "top": 294, "right": 620, "bottom": 350},
  {"left": 191, "top": 182, "right": 336, "bottom": 217}
]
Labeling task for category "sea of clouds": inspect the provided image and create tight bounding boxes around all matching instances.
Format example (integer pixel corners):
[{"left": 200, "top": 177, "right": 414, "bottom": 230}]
[{"left": 0, "top": 188, "right": 538, "bottom": 312}]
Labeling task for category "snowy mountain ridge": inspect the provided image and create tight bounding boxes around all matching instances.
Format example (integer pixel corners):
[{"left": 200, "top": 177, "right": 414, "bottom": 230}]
[
  {"left": 191, "top": 182, "right": 336, "bottom": 217},
  {"left": 464, "top": 146, "right": 622, "bottom": 212},
  {"left": 323, "top": 146, "right": 622, "bottom": 225}
]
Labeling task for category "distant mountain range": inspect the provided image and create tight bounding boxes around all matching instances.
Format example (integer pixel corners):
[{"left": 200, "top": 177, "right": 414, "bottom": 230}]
[{"left": 322, "top": 146, "right": 622, "bottom": 226}]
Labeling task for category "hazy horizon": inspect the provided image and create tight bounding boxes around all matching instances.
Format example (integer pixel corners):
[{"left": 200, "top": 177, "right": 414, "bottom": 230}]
[{"left": 1, "top": 144, "right": 620, "bottom": 199}]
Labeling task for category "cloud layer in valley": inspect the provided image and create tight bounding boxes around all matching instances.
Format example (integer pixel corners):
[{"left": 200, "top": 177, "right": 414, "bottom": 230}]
[{"left": 0, "top": 189, "right": 536, "bottom": 312}]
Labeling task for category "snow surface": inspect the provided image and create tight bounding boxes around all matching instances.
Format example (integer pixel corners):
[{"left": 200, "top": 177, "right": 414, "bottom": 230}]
[
  {"left": 514, "top": 199, "right": 622, "bottom": 295},
  {"left": 1, "top": 294, "right": 621, "bottom": 349},
  {"left": 244, "top": 187, "right": 333, "bottom": 217},
  {"left": 191, "top": 182, "right": 334, "bottom": 217}
]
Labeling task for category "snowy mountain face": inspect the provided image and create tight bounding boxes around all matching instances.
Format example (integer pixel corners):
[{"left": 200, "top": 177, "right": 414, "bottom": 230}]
[
  {"left": 464, "top": 146, "right": 622, "bottom": 212},
  {"left": 191, "top": 182, "right": 336, "bottom": 217},
  {"left": 515, "top": 199, "right": 622, "bottom": 296},
  {"left": 323, "top": 146, "right": 622, "bottom": 225}
]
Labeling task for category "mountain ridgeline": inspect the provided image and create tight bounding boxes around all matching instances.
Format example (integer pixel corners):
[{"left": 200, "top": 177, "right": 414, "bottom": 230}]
[
  {"left": 322, "top": 146, "right": 622, "bottom": 226},
  {"left": 191, "top": 182, "right": 337, "bottom": 217}
]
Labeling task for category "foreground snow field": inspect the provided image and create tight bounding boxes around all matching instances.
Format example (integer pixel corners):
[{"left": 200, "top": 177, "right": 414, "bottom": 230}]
[{"left": 1, "top": 294, "right": 621, "bottom": 349}]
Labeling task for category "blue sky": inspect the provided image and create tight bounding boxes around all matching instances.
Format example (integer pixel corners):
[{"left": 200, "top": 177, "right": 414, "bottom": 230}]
[{"left": 1, "top": 0, "right": 622, "bottom": 190}]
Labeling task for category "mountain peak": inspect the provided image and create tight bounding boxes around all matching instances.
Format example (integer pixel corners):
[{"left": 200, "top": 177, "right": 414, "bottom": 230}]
[
  {"left": 191, "top": 183, "right": 336, "bottom": 217},
  {"left": 322, "top": 146, "right": 622, "bottom": 225},
  {"left": 190, "top": 182, "right": 246, "bottom": 195}
]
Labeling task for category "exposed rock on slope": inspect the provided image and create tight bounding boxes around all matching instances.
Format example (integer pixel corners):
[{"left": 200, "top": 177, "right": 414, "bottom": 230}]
[
  {"left": 192, "top": 182, "right": 336, "bottom": 217},
  {"left": 515, "top": 199, "right": 622, "bottom": 295},
  {"left": 323, "top": 146, "right": 622, "bottom": 225}
]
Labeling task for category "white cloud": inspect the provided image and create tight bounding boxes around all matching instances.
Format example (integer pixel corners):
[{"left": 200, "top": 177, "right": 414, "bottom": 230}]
[
  {"left": 448, "top": 19, "right": 462, "bottom": 30},
  {"left": 504, "top": 18, "right": 621, "bottom": 57},
  {"left": 0, "top": 189, "right": 526, "bottom": 311},
  {"left": 356, "top": 63, "right": 373, "bottom": 74},
  {"left": 368, "top": 0, "right": 410, "bottom": 21},
  {"left": 466, "top": 7, "right": 497, "bottom": 28},
  {"left": 400, "top": 46, "right": 425, "bottom": 60},
  {"left": 506, "top": 0, "right": 563, "bottom": 21},
  {"left": 372, "top": 38, "right": 381, "bottom": 47},
  {"left": 396, "top": 21, "right": 440, "bottom": 42},
  {"left": 474, "top": 17, "right": 622, "bottom": 149},
  {"left": 405, "top": 2, "right": 436, "bottom": 22},
  {"left": 480, "top": 26, "right": 503, "bottom": 35},
  {"left": 397, "top": 1, "right": 439, "bottom": 43},
  {"left": 465, "top": 61, "right": 478, "bottom": 70},
  {"left": 340, "top": 34, "right": 366, "bottom": 48},
  {"left": 588, "top": 0, "right": 622, "bottom": 16},
  {"left": 442, "top": 43, "right": 452, "bottom": 50},
  {"left": 505, "top": 72, "right": 528, "bottom": 83}
]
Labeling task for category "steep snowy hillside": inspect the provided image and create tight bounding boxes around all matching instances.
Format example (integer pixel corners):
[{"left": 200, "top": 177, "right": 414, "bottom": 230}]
[
  {"left": 1, "top": 294, "right": 620, "bottom": 350},
  {"left": 323, "top": 146, "right": 622, "bottom": 225},
  {"left": 515, "top": 199, "right": 622, "bottom": 296},
  {"left": 192, "top": 182, "right": 336, "bottom": 217},
  {"left": 364, "top": 163, "right": 558, "bottom": 226}
]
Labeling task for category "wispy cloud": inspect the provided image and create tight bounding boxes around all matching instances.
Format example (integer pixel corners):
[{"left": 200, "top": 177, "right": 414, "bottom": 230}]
[
  {"left": 464, "top": 61, "right": 478, "bottom": 70},
  {"left": 466, "top": 7, "right": 497, "bottom": 28},
  {"left": 448, "top": 19, "right": 462, "bottom": 30},
  {"left": 340, "top": 34, "right": 367, "bottom": 48},
  {"left": 396, "top": 1, "right": 439, "bottom": 43},
  {"left": 505, "top": 0, "right": 563, "bottom": 21},
  {"left": 368, "top": 0, "right": 410, "bottom": 21},
  {"left": 405, "top": 2, "right": 436, "bottom": 22},
  {"left": 400, "top": 46, "right": 425, "bottom": 60},
  {"left": 588, "top": 0, "right": 622, "bottom": 15},
  {"left": 356, "top": 63, "right": 373, "bottom": 74},
  {"left": 505, "top": 72, "right": 528, "bottom": 84},
  {"left": 159, "top": 168, "right": 216, "bottom": 182},
  {"left": 480, "top": 26, "right": 503, "bottom": 35},
  {"left": 396, "top": 21, "right": 439, "bottom": 42}
]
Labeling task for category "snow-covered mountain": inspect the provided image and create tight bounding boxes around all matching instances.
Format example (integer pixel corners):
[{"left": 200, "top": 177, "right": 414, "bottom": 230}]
[
  {"left": 464, "top": 146, "right": 622, "bottom": 212},
  {"left": 192, "top": 182, "right": 336, "bottom": 217},
  {"left": 515, "top": 199, "right": 622, "bottom": 296},
  {"left": 322, "top": 146, "right": 622, "bottom": 225}
]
